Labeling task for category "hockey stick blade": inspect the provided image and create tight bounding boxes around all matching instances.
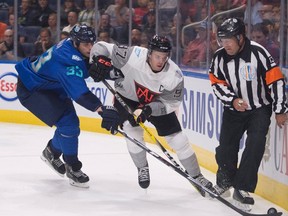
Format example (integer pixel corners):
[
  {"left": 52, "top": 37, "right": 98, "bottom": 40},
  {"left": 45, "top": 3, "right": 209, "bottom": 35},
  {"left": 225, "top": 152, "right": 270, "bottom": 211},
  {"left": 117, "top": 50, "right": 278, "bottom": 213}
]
[
  {"left": 102, "top": 79, "right": 206, "bottom": 196},
  {"left": 117, "top": 129, "right": 282, "bottom": 216}
]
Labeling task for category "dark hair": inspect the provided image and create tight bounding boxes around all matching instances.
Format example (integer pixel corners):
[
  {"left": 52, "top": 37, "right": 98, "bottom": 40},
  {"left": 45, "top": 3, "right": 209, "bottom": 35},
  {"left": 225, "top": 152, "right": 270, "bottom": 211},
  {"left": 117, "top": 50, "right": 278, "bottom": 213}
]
[{"left": 252, "top": 23, "right": 269, "bottom": 37}]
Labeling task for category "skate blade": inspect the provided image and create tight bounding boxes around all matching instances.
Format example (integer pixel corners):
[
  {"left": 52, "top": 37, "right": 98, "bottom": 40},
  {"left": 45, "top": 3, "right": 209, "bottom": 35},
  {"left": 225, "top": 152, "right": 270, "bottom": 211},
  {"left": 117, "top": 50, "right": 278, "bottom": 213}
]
[
  {"left": 232, "top": 199, "right": 252, "bottom": 212},
  {"left": 40, "top": 155, "right": 65, "bottom": 178},
  {"left": 68, "top": 179, "right": 89, "bottom": 188}
]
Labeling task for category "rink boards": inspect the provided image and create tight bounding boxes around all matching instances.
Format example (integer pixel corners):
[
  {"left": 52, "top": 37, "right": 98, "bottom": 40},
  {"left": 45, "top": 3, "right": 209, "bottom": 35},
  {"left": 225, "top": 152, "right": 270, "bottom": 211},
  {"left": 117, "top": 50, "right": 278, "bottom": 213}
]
[{"left": 0, "top": 62, "right": 287, "bottom": 211}]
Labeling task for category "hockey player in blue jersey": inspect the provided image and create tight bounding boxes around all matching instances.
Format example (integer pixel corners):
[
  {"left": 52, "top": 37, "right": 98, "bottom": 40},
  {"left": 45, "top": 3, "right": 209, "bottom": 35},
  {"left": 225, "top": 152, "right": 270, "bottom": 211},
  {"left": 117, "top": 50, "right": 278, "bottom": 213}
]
[{"left": 15, "top": 24, "right": 120, "bottom": 188}]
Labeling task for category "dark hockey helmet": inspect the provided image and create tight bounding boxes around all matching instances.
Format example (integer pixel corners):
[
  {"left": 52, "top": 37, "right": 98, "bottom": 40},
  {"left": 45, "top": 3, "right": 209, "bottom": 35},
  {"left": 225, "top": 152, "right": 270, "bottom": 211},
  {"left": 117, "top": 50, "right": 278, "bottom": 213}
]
[
  {"left": 148, "top": 35, "right": 172, "bottom": 53},
  {"left": 217, "top": 18, "right": 245, "bottom": 39},
  {"left": 70, "top": 24, "right": 96, "bottom": 45}
]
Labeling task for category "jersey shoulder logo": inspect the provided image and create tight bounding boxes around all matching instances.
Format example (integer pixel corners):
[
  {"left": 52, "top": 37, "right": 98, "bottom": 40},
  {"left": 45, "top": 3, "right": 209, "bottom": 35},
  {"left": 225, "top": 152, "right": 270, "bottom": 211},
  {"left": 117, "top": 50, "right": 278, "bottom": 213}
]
[
  {"left": 72, "top": 55, "right": 82, "bottom": 61},
  {"left": 135, "top": 81, "right": 159, "bottom": 104},
  {"left": 134, "top": 47, "right": 142, "bottom": 57}
]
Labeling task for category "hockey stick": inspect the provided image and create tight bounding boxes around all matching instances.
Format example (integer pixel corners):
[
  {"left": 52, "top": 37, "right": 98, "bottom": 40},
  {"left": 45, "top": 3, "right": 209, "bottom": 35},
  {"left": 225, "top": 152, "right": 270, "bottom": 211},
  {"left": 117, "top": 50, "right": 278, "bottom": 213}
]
[
  {"left": 102, "top": 79, "right": 206, "bottom": 196},
  {"left": 102, "top": 80, "right": 183, "bottom": 169},
  {"left": 117, "top": 128, "right": 282, "bottom": 216}
]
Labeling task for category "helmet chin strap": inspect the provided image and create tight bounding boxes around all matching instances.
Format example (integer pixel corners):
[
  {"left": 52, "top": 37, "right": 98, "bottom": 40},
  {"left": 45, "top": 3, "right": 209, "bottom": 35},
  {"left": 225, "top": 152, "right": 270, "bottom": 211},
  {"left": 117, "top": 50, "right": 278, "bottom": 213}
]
[{"left": 236, "top": 35, "right": 245, "bottom": 54}]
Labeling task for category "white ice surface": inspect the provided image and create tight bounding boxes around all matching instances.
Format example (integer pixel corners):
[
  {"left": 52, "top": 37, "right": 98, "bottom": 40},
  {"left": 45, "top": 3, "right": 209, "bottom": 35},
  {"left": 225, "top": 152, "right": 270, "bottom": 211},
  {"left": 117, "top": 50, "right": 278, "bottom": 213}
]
[{"left": 0, "top": 122, "right": 287, "bottom": 216}]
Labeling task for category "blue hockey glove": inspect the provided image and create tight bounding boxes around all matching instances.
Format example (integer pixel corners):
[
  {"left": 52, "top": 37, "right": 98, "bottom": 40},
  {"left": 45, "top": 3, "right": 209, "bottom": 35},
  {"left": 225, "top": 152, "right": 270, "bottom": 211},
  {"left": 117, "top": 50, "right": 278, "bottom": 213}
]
[
  {"left": 89, "top": 55, "right": 113, "bottom": 82},
  {"left": 135, "top": 105, "right": 152, "bottom": 123},
  {"left": 98, "top": 106, "right": 120, "bottom": 134}
]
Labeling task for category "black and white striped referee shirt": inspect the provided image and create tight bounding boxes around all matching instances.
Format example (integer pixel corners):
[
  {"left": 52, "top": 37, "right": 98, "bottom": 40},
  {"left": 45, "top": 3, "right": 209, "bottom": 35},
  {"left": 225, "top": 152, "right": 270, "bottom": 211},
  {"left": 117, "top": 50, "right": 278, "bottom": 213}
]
[{"left": 209, "top": 37, "right": 288, "bottom": 114}]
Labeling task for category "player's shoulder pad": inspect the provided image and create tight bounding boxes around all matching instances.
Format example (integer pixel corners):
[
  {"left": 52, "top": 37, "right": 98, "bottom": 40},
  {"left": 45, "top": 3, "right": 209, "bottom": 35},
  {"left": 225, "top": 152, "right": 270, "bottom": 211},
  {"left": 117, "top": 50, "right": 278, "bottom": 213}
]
[
  {"left": 54, "top": 39, "right": 84, "bottom": 63},
  {"left": 167, "top": 59, "right": 183, "bottom": 79}
]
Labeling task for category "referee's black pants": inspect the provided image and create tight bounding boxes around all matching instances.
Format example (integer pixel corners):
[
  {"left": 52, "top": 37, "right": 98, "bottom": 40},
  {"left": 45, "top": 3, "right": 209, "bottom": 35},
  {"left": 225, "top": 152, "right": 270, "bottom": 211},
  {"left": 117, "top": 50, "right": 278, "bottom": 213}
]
[{"left": 216, "top": 105, "right": 272, "bottom": 192}]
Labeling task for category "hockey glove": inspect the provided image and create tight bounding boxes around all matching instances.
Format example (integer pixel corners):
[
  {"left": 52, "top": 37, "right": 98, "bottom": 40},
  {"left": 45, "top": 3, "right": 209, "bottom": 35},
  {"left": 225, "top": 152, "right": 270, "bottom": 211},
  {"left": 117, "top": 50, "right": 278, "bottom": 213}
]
[
  {"left": 134, "top": 105, "right": 152, "bottom": 123},
  {"left": 89, "top": 55, "right": 113, "bottom": 82},
  {"left": 98, "top": 106, "right": 120, "bottom": 135},
  {"left": 127, "top": 114, "right": 138, "bottom": 127}
]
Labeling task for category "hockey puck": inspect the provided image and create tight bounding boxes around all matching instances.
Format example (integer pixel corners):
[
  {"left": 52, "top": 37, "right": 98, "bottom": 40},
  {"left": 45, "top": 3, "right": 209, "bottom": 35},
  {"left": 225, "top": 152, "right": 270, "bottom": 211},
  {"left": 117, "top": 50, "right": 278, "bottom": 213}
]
[{"left": 267, "top": 207, "right": 277, "bottom": 214}]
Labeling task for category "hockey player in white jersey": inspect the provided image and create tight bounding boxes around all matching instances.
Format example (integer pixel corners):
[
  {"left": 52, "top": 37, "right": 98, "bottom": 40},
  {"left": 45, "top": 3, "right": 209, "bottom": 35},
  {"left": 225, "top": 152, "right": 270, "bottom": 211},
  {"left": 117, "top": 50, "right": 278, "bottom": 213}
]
[{"left": 88, "top": 35, "right": 213, "bottom": 194}]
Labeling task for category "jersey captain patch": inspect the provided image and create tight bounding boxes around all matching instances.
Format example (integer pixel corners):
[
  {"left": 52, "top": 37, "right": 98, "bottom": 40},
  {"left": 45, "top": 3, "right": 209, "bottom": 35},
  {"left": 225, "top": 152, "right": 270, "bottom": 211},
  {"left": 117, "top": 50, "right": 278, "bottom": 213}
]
[{"left": 135, "top": 81, "right": 159, "bottom": 104}]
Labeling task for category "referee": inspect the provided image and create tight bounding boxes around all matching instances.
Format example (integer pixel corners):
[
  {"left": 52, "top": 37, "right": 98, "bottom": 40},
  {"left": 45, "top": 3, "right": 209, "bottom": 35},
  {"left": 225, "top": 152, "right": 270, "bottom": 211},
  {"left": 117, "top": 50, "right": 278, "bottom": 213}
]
[{"left": 209, "top": 17, "right": 288, "bottom": 208}]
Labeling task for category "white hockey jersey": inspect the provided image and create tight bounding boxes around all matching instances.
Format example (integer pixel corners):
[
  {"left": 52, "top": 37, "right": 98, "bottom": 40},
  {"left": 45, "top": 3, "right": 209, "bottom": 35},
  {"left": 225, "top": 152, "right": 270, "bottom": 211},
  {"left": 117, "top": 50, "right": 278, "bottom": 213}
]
[{"left": 90, "top": 41, "right": 184, "bottom": 116}]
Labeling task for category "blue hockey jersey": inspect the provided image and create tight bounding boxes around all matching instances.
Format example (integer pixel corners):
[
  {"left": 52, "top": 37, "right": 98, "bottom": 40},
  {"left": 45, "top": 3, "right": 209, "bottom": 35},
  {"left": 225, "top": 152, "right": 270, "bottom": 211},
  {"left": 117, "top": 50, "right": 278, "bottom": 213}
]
[{"left": 15, "top": 39, "right": 101, "bottom": 111}]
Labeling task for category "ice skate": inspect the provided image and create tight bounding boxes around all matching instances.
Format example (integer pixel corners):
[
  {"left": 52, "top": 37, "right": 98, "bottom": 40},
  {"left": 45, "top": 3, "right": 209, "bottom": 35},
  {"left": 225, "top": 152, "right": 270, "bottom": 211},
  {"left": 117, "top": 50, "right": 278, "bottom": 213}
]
[
  {"left": 65, "top": 164, "right": 89, "bottom": 188},
  {"left": 137, "top": 166, "right": 150, "bottom": 189},
  {"left": 232, "top": 189, "right": 254, "bottom": 212},
  {"left": 213, "top": 184, "right": 231, "bottom": 198},
  {"left": 192, "top": 174, "right": 213, "bottom": 197},
  {"left": 41, "top": 143, "right": 66, "bottom": 177}
]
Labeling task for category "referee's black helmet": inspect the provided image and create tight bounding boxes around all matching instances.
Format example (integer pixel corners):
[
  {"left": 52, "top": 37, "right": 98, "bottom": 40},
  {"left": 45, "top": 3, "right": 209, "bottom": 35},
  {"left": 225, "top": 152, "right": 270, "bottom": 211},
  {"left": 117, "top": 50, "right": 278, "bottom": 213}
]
[{"left": 217, "top": 18, "right": 245, "bottom": 39}]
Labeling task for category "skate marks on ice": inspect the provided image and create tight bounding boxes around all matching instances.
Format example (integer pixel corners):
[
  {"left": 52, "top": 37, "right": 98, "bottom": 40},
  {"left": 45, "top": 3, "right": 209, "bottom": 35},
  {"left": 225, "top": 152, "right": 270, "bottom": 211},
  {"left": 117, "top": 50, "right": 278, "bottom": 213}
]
[{"left": 0, "top": 123, "right": 287, "bottom": 216}]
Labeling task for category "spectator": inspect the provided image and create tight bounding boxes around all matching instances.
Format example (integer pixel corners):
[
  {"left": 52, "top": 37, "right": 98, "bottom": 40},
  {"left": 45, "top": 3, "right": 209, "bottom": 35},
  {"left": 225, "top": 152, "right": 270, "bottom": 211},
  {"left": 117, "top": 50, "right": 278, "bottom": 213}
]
[
  {"left": 34, "top": 0, "right": 55, "bottom": 27},
  {"left": 258, "top": 4, "right": 273, "bottom": 22},
  {"left": 18, "top": 0, "right": 37, "bottom": 26},
  {"left": 98, "top": 0, "right": 114, "bottom": 13},
  {"left": 0, "top": 29, "right": 25, "bottom": 60},
  {"left": 47, "top": 12, "right": 57, "bottom": 44},
  {"left": 142, "top": 9, "right": 156, "bottom": 40},
  {"left": 131, "top": 28, "right": 142, "bottom": 46},
  {"left": 271, "top": 4, "right": 280, "bottom": 23},
  {"left": 62, "top": 10, "right": 79, "bottom": 33},
  {"left": 7, "top": 13, "right": 25, "bottom": 44},
  {"left": 105, "top": 0, "right": 129, "bottom": 27},
  {"left": 244, "top": 0, "right": 263, "bottom": 25},
  {"left": 182, "top": 22, "right": 210, "bottom": 67},
  {"left": 211, "top": 0, "right": 243, "bottom": 29},
  {"left": 133, "top": 0, "right": 149, "bottom": 28},
  {"left": 60, "top": 31, "right": 69, "bottom": 40},
  {"left": 147, "top": 0, "right": 155, "bottom": 10},
  {"left": 184, "top": 0, "right": 207, "bottom": 24},
  {"left": 78, "top": 0, "right": 100, "bottom": 27},
  {"left": 97, "top": 30, "right": 115, "bottom": 44},
  {"left": 262, "top": 19, "right": 279, "bottom": 46},
  {"left": 33, "top": 28, "right": 53, "bottom": 55},
  {"left": 98, "top": 13, "right": 117, "bottom": 42},
  {"left": 60, "top": 0, "right": 80, "bottom": 27},
  {"left": 251, "top": 22, "right": 280, "bottom": 65},
  {"left": 166, "top": 13, "right": 183, "bottom": 61},
  {"left": 139, "top": 31, "right": 149, "bottom": 48},
  {"left": 271, "top": 4, "right": 280, "bottom": 45},
  {"left": 116, "top": 9, "right": 139, "bottom": 45},
  {"left": 0, "top": 21, "right": 8, "bottom": 42},
  {"left": 141, "top": 0, "right": 155, "bottom": 26}
]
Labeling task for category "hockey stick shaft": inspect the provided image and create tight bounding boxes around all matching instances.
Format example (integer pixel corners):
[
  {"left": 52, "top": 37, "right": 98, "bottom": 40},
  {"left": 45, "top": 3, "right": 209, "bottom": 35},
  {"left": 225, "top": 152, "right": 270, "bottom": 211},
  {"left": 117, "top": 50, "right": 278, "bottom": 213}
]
[
  {"left": 117, "top": 129, "right": 282, "bottom": 216},
  {"left": 102, "top": 79, "right": 185, "bottom": 172}
]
